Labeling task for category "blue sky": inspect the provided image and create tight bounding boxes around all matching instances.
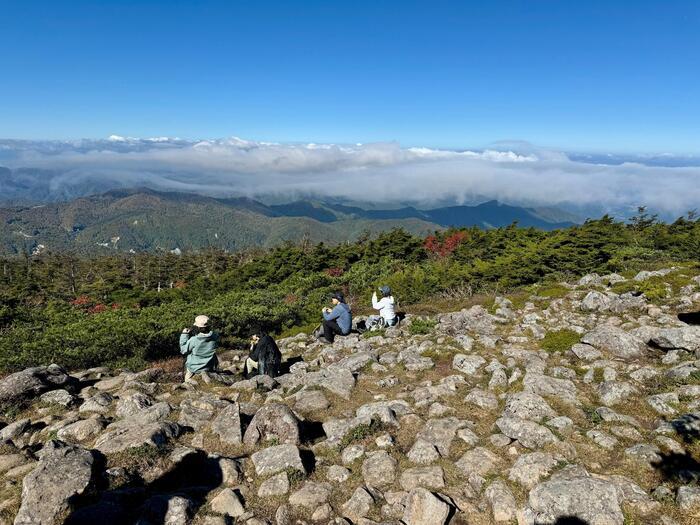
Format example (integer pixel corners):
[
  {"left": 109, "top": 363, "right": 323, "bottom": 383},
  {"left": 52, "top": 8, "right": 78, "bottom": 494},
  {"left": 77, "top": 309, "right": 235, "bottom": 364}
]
[{"left": 0, "top": 0, "right": 698, "bottom": 153}]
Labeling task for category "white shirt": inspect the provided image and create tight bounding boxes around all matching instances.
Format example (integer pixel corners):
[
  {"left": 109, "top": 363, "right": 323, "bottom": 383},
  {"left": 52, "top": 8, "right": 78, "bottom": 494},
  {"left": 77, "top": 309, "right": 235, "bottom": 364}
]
[{"left": 372, "top": 293, "right": 396, "bottom": 321}]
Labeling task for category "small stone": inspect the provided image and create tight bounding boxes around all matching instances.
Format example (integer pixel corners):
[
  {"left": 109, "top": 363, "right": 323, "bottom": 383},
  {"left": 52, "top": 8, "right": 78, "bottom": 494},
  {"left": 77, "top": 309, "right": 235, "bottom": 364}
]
[
  {"left": 407, "top": 439, "right": 439, "bottom": 465},
  {"left": 676, "top": 485, "right": 700, "bottom": 513},
  {"left": 484, "top": 479, "right": 517, "bottom": 522},
  {"left": 586, "top": 430, "right": 618, "bottom": 450},
  {"left": 326, "top": 465, "right": 351, "bottom": 483},
  {"left": 257, "top": 471, "right": 289, "bottom": 497},
  {"left": 341, "top": 486, "right": 376, "bottom": 521},
  {"left": 402, "top": 488, "right": 450, "bottom": 525},
  {"left": 399, "top": 466, "right": 445, "bottom": 491},
  {"left": 210, "top": 488, "right": 245, "bottom": 517},
  {"left": 362, "top": 450, "right": 397, "bottom": 487},
  {"left": 341, "top": 444, "right": 365, "bottom": 464},
  {"left": 250, "top": 444, "right": 305, "bottom": 477},
  {"left": 288, "top": 481, "right": 332, "bottom": 508}
]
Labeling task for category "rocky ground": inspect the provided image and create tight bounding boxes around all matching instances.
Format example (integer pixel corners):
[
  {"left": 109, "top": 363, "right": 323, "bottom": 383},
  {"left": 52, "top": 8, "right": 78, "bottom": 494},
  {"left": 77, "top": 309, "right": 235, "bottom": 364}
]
[{"left": 1, "top": 268, "right": 700, "bottom": 525}]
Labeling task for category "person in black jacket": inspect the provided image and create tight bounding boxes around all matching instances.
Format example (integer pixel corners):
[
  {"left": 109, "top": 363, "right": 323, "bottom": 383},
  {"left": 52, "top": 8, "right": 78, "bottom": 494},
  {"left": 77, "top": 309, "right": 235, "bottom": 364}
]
[{"left": 244, "top": 331, "right": 282, "bottom": 378}]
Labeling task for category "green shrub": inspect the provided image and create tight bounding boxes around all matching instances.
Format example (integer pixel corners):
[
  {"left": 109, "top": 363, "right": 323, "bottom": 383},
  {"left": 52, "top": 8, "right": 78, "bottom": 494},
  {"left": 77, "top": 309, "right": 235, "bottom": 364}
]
[
  {"left": 340, "top": 419, "right": 385, "bottom": 448},
  {"left": 408, "top": 317, "right": 437, "bottom": 335},
  {"left": 541, "top": 329, "right": 580, "bottom": 353}
]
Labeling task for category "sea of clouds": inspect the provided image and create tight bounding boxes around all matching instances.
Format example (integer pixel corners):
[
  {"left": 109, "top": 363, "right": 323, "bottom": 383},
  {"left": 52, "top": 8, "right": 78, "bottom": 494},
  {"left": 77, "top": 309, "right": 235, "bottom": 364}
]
[{"left": 0, "top": 136, "right": 698, "bottom": 219}]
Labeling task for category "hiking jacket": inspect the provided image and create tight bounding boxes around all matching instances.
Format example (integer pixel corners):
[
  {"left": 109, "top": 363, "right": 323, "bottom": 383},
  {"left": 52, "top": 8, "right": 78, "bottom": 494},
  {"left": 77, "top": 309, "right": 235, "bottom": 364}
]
[
  {"left": 180, "top": 331, "right": 220, "bottom": 373},
  {"left": 372, "top": 294, "right": 396, "bottom": 322},
  {"left": 323, "top": 302, "right": 352, "bottom": 334},
  {"left": 249, "top": 334, "right": 282, "bottom": 377}
]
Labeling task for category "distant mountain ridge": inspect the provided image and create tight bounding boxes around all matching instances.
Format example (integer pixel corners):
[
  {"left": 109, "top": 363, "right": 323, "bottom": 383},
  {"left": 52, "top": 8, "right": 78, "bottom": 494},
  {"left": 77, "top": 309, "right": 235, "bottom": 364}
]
[{"left": 0, "top": 188, "right": 576, "bottom": 256}]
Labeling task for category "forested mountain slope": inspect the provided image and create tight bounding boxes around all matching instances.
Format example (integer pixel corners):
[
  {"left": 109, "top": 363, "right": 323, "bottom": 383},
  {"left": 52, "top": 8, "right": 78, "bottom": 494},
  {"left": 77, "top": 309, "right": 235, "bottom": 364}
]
[{"left": 0, "top": 188, "right": 576, "bottom": 255}]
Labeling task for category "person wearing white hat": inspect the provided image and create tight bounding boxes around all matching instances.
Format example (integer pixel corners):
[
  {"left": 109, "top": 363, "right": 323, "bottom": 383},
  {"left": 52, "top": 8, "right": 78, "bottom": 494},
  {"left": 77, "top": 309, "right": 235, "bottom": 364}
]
[{"left": 179, "top": 315, "right": 219, "bottom": 383}]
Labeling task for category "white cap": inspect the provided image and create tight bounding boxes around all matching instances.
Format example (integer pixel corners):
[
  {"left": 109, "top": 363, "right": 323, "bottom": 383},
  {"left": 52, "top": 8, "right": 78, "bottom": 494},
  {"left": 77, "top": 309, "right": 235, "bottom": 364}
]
[{"left": 194, "top": 315, "right": 210, "bottom": 328}]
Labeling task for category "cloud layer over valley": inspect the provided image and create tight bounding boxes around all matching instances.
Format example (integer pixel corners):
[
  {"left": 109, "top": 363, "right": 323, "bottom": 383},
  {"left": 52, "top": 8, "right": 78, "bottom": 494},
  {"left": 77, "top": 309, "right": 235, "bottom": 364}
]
[{"left": 1, "top": 137, "right": 698, "bottom": 219}]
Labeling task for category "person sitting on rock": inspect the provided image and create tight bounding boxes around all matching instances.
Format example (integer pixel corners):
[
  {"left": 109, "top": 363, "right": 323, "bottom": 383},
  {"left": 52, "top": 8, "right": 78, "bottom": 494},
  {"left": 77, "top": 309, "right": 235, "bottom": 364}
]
[
  {"left": 367, "top": 285, "right": 398, "bottom": 330},
  {"left": 180, "top": 315, "right": 219, "bottom": 383},
  {"left": 320, "top": 291, "right": 352, "bottom": 343},
  {"left": 245, "top": 330, "right": 282, "bottom": 379}
]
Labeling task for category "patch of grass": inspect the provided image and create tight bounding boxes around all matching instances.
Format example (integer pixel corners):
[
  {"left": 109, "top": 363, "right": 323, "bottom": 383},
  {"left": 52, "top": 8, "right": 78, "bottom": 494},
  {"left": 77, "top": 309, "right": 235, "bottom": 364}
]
[
  {"left": 285, "top": 467, "right": 306, "bottom": 487},
  {"left": 420, "top": 348, "right": 443, "bottom": 360},
  {"left": 583, "top": 405, "right": 603, "bottom": 425},
  {"left": 0, "top": 403, "right": 22, "bottom": 421},
  {"left": 107, "top": 443, "right": 170, "bottom": 470},
  {"left": 408, "top": 317, "right": 437, "bottom": 335},
  {"left": 611, "top": 279, "right": 670, "bottom": 303},
  {"left": 362, "top": 329, "right": 386, "bottom": 339},
  {"left": 340, "top": 419, "right": 385, "bottom": 448},
  {"left": 540, "top": 329, "right": 580, "bottom": 353},
  {"left": 279, "top": 322, "right": 318, "bottom": 339},
  {"left": 528, "top": 282, "right": 570, "bottom": 300},
  {"left": 593, "top": 367, "right": 605, "bottom": 383}
]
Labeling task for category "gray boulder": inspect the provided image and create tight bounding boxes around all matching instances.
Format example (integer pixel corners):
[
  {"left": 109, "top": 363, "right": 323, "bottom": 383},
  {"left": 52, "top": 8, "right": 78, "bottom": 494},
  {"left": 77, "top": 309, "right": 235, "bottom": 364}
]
[
  {"left": 210, "top": 402, "right": 243, "bottom": 446},
  {"left": 341, "top": 486, "right": 376, "bottom": 521},
  {"left": 57, "top": 418, "right": 106, "bottom": 442},
  {"left": 402, "top": 487, "right": 451, "bottom": 525},
  {"left": 39, "top": 389, "right": 76, "bottom": 407},
  {"left": 495, "top": 416, "right": 557, "bottom": 449},
  {"left": 484, "top": 479, "right": 517, "bottom": 522},
  {"left": 508, "top": 452, "right": 560, "bottom": 489},
  {"left": 452, "top": 354, "right": 486, "bottom": 375},
  {"left": 581, "top": 291, "right": 611, "bottom": 312},
  {"left": 250, "top": 444, "right": 305, "bottom": 477},
  {"left": 15, "top": 441, "right": 96, "bottom": 525},
  {"left": 455, "top": 447, "right": 502, "bottom": 477},
  {"left": 523, "top": 372, "right": 578, "bottom": 405},
  {"left": 243, "top": 402, "right": 300, "bottom": 446},
  {"left": 288, "top": 481, "right": 332, "bottom": 509},
  {"left": 527, "top": 475, "right": 624, "bottom": 524},
  {"left": 399, "top": 465, "right": 445, "bottom": 491},
  {"left": 597, "top": 381, "right": 639, "bottom": 406},
  {"left": 0, "top": 364, "right": 74, "bottom": 407},
  {"left": 415, "top": 417, "right": 465, "bottom": 457},
  {"left": 581, "top": 325, "right": 646, "bottom": 360},
  {"left": 302, "top": 367, "right": 356, "bottom": 399},
  {"left": 178, "top": 394, "right": 229, "bottom": 430},
  {"left": 651, "top": 326, "right": 700, "bottom": 352},
  {"left": 94, "top": 420, "right": 180, "bottom": 454},
  {"left": 503, "top": 391, "right": 556, "bottom": 422},
  {"left": 361, "top": 450, "right": 397, "bottom": 487}
]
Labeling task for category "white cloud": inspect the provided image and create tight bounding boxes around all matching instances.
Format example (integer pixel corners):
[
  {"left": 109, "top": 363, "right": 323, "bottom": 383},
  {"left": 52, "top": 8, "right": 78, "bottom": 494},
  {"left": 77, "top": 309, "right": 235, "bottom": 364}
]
[{"left": 1, "top": 137, "right": 699, "bottom": 218}]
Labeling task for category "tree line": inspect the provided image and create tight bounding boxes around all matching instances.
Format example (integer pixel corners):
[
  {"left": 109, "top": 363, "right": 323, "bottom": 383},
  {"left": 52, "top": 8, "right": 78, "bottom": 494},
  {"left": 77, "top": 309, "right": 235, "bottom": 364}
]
[{"left": 0, "top": 211, "right": 698, "bottom": 372}]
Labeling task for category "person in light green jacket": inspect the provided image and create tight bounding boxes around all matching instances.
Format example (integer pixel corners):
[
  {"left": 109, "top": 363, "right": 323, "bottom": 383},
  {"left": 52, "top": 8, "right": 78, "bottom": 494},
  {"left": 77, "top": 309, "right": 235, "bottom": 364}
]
[{"left": 179, "top": 315, "right": 220, "bottom": 383}]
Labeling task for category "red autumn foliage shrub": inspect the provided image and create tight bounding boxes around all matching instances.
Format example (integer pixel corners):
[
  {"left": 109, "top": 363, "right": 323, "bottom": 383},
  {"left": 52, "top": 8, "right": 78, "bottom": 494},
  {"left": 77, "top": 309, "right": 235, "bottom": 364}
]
[
  {"left": 325, "top": 267, "right": 345, "bottom": 277},
  {"left": 70, "top": 295, "right": 92, "bottom": 307},
  {"left": 87, "top": 303, "right": 108, "bottom": 314},
  {"left": 424, "top": 231, "right": 468, "bottom": 257}
]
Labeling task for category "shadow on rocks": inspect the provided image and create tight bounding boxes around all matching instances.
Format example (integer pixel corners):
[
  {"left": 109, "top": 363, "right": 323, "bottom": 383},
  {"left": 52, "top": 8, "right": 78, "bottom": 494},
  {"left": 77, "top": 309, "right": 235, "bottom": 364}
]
[
  {"left": 653, "top": 451, "right": 700, "bottom": 484},
  {"left": 678, "top": 310, "right": 700, "bottom": 325},
  {"left": 651, "top": 414, "right": 700, "bottom": 483},
  {"left": 551, "top": 518, "right": 589, "bottom": 525},
  {"left": 298, "top": 419, "right": 326, "bottom": 445},
  {"left": 65, "top": 449, "right": 230, "bottom": 525},
  {"left": 670, "top": 413, "right": 700, "bottom": 443},
  {"left": 278, "top": 355, "right": 304, "bottom": 375}
]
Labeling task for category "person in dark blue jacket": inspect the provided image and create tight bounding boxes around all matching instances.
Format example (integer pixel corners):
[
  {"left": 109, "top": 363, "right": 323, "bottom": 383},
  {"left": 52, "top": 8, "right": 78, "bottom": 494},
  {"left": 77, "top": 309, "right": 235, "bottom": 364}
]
[{"left": 321, "top": 291, "right": 352, "bottom": 343}]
